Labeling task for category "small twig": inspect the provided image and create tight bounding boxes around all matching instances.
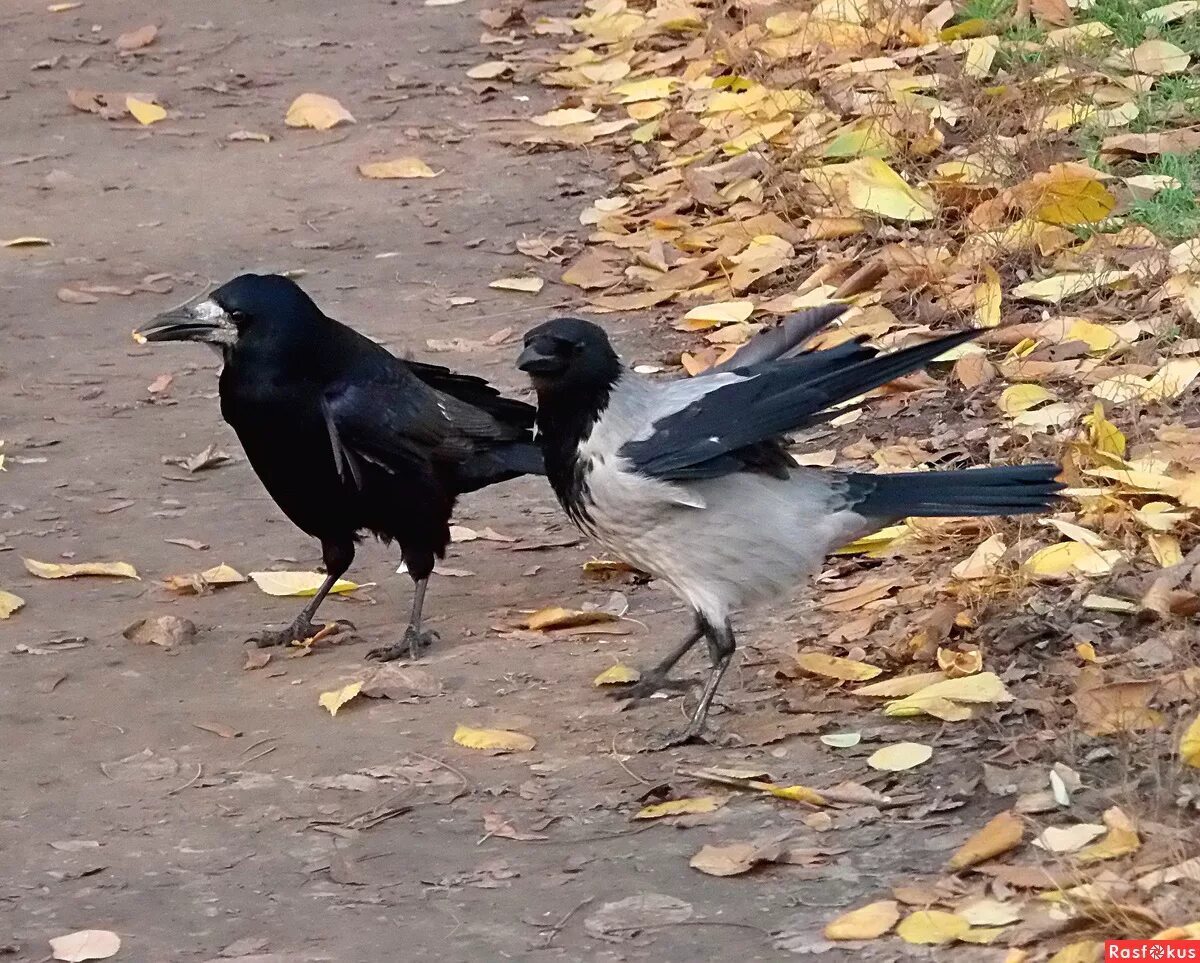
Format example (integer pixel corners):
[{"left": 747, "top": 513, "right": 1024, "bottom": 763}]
[
  {"left": 646, "top": 920, "right": 771, "bottom": 937},
  {"left": 297, "top": 132, "right": 352, "bottom": 151},
  {"left": 240, "top": 745, "right": 277, "bottom": 766},
  {"left": 540, "top": 896, "right": 595, "bottom": 948},
  {"left": 167, "top": 763, "right": 203, "bottom": 796},
  {"left": 409, "top": 750, "right": 472, "bottom": 792},
  {"left": 238, "top": 736, "right": 277, "bottom": 757},
  {"left": 529, "top": 823, "right": 657, "bottom": 845},
  {"left": 832, "top": 259, "right": 887, "bottom": 299},
  {"left": 610, "top": 734, "right": 654, "bottom": 786}
]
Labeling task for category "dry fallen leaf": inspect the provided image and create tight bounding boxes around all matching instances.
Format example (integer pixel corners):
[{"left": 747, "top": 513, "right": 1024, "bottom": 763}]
[
  {"left": 825, "top": 900, "right": 901, "bottom": 940},
  {"left": 593, "top": 662, "right": 640, "bottom": 685},
  {"left": 795, "top": 651, "right": 882, "bottom": 682},
  {"left": 948, "top": 810, "right": 1024, "bottom": 869},
  {"left": 531, "top": 107, "right": 598, "bottom": 126},
  {"left": 24, "top": 558, "right": 139, "bottom": 580},
  {"left": 690, "top": 838, "right": 783, "bottom": 877},
  {"left": 635, "top": 796, "right": 724, "bottom": 819},
  {"left": 318, "top": 682, "right": 363, "bottom": 717},
  {"left": 1180, "top": 713, "right": 1200, "bottom": 768},
  {"left": 897, "top": 910, "right": 970, "bottom": 945},
  {"left": 868, "top": 742, "right": 933, "bottom": 771},
  {"left": 453, "top": 724, "right": 536, "bottom": 752},
  {"left": 49, "top": 930, "right": 121, "bottom": 962},
  {"left": 1075, "top": 806, "right": 1140, "bottom": 864},
  {"left": 248, "top": 571, "right": 361, "bottom": 597},
  {"left": 115, "top": 23, "right": 157, "bottom": 51},
  {"left": 0, "top": 589, "right": 25, "bottom": 619},
  {"left": 488, "top": 276, "right": 544, "bottom": 293},
  {"left": 1034, "top": 823, "right": 1107, "bottom": 854},
  {"left": 285, "top": 93, "right": 356, "bottom": 130},
  {"left": 523, "top": 606, "right": 617, "bottom": 630},
  {"left": 122, "top": 615, "right": 196, "bottom": 649},
  {"left": 3, "top": 236, "right": 53, "bottom": 247},
  {"left": 358, "top": 157, "right": 442, "bottom": 179}
]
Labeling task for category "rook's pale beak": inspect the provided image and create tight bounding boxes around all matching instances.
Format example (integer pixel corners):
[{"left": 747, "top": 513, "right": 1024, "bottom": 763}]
[{"left": 132, "top": 299, "right": 234, "bottom": 345}]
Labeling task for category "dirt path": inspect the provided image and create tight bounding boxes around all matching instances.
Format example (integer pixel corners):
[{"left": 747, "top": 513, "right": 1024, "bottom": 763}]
[{"left": 0, "top": 2, "right": 1090, "bottom": 961}]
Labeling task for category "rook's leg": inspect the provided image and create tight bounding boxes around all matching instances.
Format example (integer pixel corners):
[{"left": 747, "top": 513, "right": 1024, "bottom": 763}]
[
  {"left": 253, "top": 539, "right": 356, "bottom": 647},
  {"left": 366, "top": 551, "right": 440, "bottom": 661}
]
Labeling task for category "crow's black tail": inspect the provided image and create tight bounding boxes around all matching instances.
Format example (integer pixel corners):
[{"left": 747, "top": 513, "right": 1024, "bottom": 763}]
[
  {"left": 456, "top": 441, "right": 545, "bottom": 493},
  {"left": 844, "top": 464, "right": 1064, "bottom": 518}
]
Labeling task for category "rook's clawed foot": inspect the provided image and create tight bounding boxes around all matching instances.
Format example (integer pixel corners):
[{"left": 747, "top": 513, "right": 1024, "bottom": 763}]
[
  {"left": 365, "top": 624, "right": 439, "bottom": 662},
  {"left": 251, "top": 618, "right": 356, "bottom": 649}
]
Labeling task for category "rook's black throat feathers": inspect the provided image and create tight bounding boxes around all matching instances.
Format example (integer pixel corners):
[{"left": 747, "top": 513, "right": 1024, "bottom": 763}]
[{"left": 531, "top": 377, "right": 617, "bottom": 526}]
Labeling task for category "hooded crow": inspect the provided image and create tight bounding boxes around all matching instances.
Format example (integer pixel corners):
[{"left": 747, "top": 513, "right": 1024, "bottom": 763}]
[
  {"left": 518, "top": 308, "right": 1063, "bottom": 745},
  {"left": 134, "top": 273, "right": 542, "bottom": 660}
]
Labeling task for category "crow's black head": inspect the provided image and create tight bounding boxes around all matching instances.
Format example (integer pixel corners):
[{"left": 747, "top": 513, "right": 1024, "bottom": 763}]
[
  {"left": 133, "top": 273, "right": 323, "bottom": 353},
  {"left": 518, "top": 317, "right": 621, "bottom": 394}
]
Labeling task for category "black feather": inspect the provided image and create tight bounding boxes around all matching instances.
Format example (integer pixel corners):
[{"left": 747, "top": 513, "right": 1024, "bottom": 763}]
[{"left": 842, "top": 464, "right": 1065, "bottom": 518}]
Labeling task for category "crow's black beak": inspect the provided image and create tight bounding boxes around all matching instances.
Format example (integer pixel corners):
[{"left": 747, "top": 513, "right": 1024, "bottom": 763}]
[
  {"left": 133, "top": 299, "right": 233, "bottom": 345},
  {"left": 517, "top": 342, "right": 564, "bottom": 375}
]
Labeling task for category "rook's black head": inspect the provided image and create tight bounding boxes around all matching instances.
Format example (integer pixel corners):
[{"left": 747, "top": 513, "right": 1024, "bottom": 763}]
[
  {"left": 133, "top": 273, "right": 323, "bottom": 355},
  {"left": 517, "top": 317, "right": 621, "bottom": 396}
]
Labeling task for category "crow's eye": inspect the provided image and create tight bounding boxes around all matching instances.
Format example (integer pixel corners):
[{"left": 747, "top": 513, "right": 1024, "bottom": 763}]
[{"left": 229, "top": 309, "right": 249, "bottom": 324}]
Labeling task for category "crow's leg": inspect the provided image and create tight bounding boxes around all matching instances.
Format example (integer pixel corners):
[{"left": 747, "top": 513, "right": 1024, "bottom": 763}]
[
  {"left": 645, "top": 617, "right": 736, "bottom": 749},
  {"left": 366, "top": 551, "right": 439, "bottom": 662},
  {"left": 253, "top": 539, "right": 357, "bottom": 648},
  {"left": 612, "top": 615, "right": 704, "bottom": 703}
]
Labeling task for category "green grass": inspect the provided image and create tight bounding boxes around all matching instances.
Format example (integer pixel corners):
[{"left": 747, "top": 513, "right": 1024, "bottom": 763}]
[
  {"left": 1131, "top": 75, "right": 1200, "bottom": 132},
  {"left": 1127, "top": 151, "right": 1200, "bottom": 241},
  {"left": 1084, "top": 0, "right": 1174, "bottom": 45},
  {"left": 959, "top": 0, "right": 1015, "bottom": 21}
]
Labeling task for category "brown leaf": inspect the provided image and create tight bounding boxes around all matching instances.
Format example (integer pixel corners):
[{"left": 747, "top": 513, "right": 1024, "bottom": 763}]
[
  {"left": 1030, "top": 0, "right": 1072, "bottom": 25},
  {"left": 1072, "top": 681, "right": 1165, "bottom": 735},
  {"left": 122, "top": 615, "right": 196, "bottom": 649},
  {"left": 690, "top": 834, "right": 789, "bottom": 876},
  {"left": 193, "top": 721, "right": 241, "bottom": 739},
  {"left": 243, "top": 650, "right": 272, "bottom": 671},
  {"left": 482, "top": 811, "right": 549, "bottom": 841},
  {"left": 1102, "top": 129, "right": 1200, "bottom": 158},
  {"left": 115, "top": 23, "right": 158, "bottom": 52},
  {"left": 57, "top": 287, "right": 99, "bottom": 304},
  {"left": 947, "top": 810, "right": 1024, "bottom": 869}
]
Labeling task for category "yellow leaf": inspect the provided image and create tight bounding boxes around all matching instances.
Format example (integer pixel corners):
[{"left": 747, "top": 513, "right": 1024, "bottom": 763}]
[
  {"left": 358, "top": 157, "right": 442, "bottom": 179},
  {"left": 318, "top": 682, "right": 362, "bottom": 717},
  {"left": 795, "top": 652, "right": 882, "bottom": 682},
  {"left": 959, "top": 899, "right": 1022, "bottom": 926},
  {"left": 452, "top": 724, "right": 536, "bottom": 752},
  {"left": 593, "top": 662, "right": 640, "bottom": 686},
  {"left": 833, "top": 524, "right": 910, "bottom": 555},
  {"left": 1048, "top": 943, "right": 1103, "bottom": 963},
  {"left": 897, "top": 910, "right": 970, "bottom": 945},
  {"left": 248, "top": 571, "right": 361, "bottom": 597},
  {"left": 1182, "top": 713, "right": 1200, "bottom": 768},
  {"left": 1049, "top": 519, "right": 1108, "bottom": 548},
  {"left": 948, "top": 811, "right": 1024, "bottom": 869},
  {"left": 975, "top": 266, "right": 1001, "bottom": 328},
  {"left": 1045, "top": 21, "right": 1112, "bottom": 46},
  {"left": 868, "top": 742, "right": 933, "bottom": 771},
  {"left": 489, "top": 276, "right": 544, "bottom": 293},
  {"left": 47, "top": 2, "right": 83, "bottom": 9},
  {"left": 1145, "top": 0, "right": 1200, "bottom": 23},
  {"left": 0, "top": 590, "right": 25, "bottom": 619},
  {"left": 1068, "top": 320, "right": 1120, "bottom": 352},
  {"left": 126, "top": 96, "right": 166, "bottom": 125},
  {"left": 1012, "top": 270, "right": 1132, "bottom": 303},
  {"left": 830, "top": 157, "right": 937, "bottom": 222},
  {"left": 634, "top": 796, "right": 724, "bottom": 819},
  {"left": 854, "top": 672, "right": 947, "bottom": 697},
  {"left": 531, "top": 107, "right": 598, "bottom": 127},
  {"left": 1127, "top": 38, "right": 1191, "bottom": 75},
  {"left": 678, "top": 301, "right": 754, "bottom": 329},
  {"left": 756, "top": 783, "right": 827, "bottom": 806},
  {"left": 1023, "top": 542, "right": 1123, "bottom": 577},
  {"left": 952, "top": 534, "right": 1007, "bottom": 580},
  {"left": 1041, "top": 103, "right": 1097, "bottom": 132},
  {"left": 999, "top": 383, "right": 1056, "bottom": 415},
  {"left": 3, "top": 236, "right": 53, "bottom": 247},
  {"left": 23, "top": 558, "right": 139, "bottom": 580},
  {"left": 1148, "top": 532, "right": 1182, "bottom": 567},
  {"left": 962, "top": 35, "right": 1000, "bottom": 79},
  {"left": 1134, "top": 501, "right": 1186, "bottom": 531},
  {"left": 285, "top": 93, "right": 356, "bottom": 130},
  {"left": 612, "top": 77, "right": 678, "bottom": 102},
  {"left": 1154, "top": 922, "right": 1200, "bottom": 939},
  {"left": 1075, "top": 806, "right": 1140, "bottom": 864},
  {"left": 825, "top": 900, "right": 901, "bottom": 940},
  {"left": 1143, "top": 358, "right": 1200, "bottom": 401},
  {"left": 885, "top": 696, "right": 974, "bottom": 721},
  {"left": 1031, "top": 174, "right": 1116, "bottom": 226},
  {"left": 524, "top": 606, "right": 618, "bottom": 631}
]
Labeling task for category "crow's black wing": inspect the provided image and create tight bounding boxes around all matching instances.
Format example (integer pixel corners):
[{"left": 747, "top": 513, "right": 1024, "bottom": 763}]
[
  {"left": 405, "top": 359, "right": 535, "bottom": 430},
  {"left": 621, "top": 329, "right": 979, "bottom": 481}
]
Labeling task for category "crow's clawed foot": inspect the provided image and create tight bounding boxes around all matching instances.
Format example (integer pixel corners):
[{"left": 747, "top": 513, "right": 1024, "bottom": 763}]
[
  {"left": 638, "top": 722, "right": 732, "bottom": 753},
  {"left": 365, "top": 625, "right": 439, "bottom": 662},
  {"left": 610, "top": 672, "right": 693, "bottom": 706},
  {"left": 251, "top": 618, "right": 356, "bottom": 649}
]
